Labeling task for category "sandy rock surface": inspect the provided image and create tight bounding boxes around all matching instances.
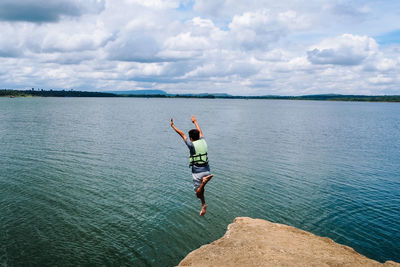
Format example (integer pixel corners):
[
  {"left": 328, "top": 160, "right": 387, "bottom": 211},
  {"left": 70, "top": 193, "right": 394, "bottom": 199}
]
[{"left": 178, "top": 217, "right": 399, "bottom": 267}]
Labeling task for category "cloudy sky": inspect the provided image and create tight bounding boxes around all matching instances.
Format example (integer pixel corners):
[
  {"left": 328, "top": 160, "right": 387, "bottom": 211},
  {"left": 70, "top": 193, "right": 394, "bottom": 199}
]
[{"left": 1, "top": 0, "right": 400, "bottom": 95}]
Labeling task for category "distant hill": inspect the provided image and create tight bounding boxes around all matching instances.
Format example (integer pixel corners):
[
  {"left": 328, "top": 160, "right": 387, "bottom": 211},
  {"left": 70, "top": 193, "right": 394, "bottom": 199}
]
[
  {"left": 169, "top": 93, "right": 232, "bottom": 98},
  {"left": 107, "top": 90, "right": 234, "bottom": 98},
  {"left": 107, "top": 90, "right": 167, "bottom": 95}
]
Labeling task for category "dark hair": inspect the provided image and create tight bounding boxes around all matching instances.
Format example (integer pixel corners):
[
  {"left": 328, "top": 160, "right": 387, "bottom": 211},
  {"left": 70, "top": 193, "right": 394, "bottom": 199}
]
[{"left": 188, "top": 129, "right": 200, "bottom": 141}]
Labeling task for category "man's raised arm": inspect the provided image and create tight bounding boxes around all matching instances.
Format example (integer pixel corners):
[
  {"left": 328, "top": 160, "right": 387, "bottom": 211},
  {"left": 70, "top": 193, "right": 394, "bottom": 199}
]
[
  {"left": 191, "top": 115, "right": 203, "bottom": 138},
  {"left": 171, "top": 118, "right": 187, "bottom": 141}
]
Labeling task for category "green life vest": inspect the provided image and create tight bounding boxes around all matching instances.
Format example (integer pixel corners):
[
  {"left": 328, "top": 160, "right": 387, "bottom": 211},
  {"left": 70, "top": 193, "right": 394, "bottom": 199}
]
[{"left": 189, "top": 139, "right": 208, "bottom": 166}]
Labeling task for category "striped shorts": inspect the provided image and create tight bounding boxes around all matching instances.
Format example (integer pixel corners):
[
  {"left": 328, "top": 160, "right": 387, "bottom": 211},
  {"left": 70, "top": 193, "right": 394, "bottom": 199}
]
[{"left": 192, "top": 171, "right": 211, "bottom": 192}]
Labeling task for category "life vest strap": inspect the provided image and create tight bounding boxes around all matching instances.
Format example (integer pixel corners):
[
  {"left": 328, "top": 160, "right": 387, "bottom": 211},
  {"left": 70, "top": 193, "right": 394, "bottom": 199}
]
[{"left": 189, "top": 152, "right": 208, "bottom": 167}]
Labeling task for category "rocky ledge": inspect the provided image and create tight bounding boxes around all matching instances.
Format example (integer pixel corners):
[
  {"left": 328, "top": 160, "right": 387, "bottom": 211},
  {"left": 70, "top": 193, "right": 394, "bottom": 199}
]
[{"left": 179, "top": 217, "right": 399, "bottom": 267}]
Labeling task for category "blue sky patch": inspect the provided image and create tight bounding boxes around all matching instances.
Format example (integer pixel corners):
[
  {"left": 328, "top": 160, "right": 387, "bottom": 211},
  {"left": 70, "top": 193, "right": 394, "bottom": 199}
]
[{"left": 375, "top": 30, "right": 400, "bottom": 45}]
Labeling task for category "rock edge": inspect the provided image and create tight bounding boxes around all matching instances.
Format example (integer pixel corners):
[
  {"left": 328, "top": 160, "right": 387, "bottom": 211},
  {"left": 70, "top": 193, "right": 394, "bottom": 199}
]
[{"left": 178, "top": 217, "right": 399, "bottom": 267}]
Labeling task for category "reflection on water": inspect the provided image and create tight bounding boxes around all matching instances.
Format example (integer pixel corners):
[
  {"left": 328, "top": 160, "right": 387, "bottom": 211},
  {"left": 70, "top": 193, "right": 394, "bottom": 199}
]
[{"left": 0, "top": 98, "right": 399, "bottom": 266}]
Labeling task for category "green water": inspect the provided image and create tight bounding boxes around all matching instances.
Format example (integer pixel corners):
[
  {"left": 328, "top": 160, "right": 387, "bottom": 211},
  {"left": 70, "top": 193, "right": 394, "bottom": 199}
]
[{"left": 0, "top": 97, "right": 399, "bottom": 266}]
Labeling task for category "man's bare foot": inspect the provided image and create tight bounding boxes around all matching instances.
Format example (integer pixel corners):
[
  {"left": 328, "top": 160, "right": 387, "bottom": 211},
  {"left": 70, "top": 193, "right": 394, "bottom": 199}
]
[{"left": 200, "top": 205, "right": 207, "bottom": 216}]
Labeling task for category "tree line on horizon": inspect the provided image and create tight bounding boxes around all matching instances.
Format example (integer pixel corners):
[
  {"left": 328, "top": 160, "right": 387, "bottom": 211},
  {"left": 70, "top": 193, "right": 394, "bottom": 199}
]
[{"left": 1, "top": 89, "right": 400, "bottom": 102}]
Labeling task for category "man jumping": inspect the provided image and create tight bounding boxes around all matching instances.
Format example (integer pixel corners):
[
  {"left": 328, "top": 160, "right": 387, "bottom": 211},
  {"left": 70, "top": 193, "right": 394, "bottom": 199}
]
[{"left": 171, "top": 115, "right": 213, "bottom": 216}]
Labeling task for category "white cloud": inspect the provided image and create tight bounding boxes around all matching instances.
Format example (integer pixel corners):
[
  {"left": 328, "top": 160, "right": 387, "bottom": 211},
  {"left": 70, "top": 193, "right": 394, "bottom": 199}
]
[
  {"left": 159, "top": 17, "right": 227, "bottom": 60},
  {"left": 183, "top": 56, "right": 261, "bottom": 79},
  {"left": 0, "top": 35, "right": 23, "bottom": 57},
  {"left": 228, "top": 9, "right": 285, "bottom": 50},
  {"left": 125, "top": 0, "right": 180, "bottom": 9},
  {"left": 193, "top": 0, "right": 226, "bottom": 17},
  {"left": 227, "top": 9, "right": 311, "bottom": 51},
  {"left": 0, "top": 0, "right": 105, "bottom": 23},
  {"left": 368, "top": 75, "right": 394, "bottom": 85},
  {"left": 160, "top": 32, "right": 209, "bottom": 60},
  {"left": 277, "top": 10, "right": 311, "bottom": 31},
  {"left": 106, "top": 32, "right": 162, "bottom": 62},
  {"left": 41, "top": 28, "right": 112, "bottom": 53},
  {"left": 324, "top": 1, "right": 370, "bottom": 20},
  {"left": 307, "top": 34, "right": 378, "bottom": 65},
  {"left": 363, "top": 49, "right": 398, "bottom": 72}
]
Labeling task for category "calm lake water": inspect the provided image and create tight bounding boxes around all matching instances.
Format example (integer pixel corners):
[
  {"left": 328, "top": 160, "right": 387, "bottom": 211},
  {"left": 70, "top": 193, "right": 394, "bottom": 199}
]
[{"left": 0, "top": 97, "right": 399, "bottom": 266}]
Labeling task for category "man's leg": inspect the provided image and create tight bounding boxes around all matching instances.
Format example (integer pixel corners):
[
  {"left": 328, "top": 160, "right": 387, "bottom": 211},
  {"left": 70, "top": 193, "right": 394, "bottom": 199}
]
[
  {"left": 196, "top": 188, "right": 207, "bottom": 216},
  {"left": 196, "top": 174, "right": 213, "bottom": 195},
  {"left": 195, "top": 174, "right": 213, "bottom": 216}
]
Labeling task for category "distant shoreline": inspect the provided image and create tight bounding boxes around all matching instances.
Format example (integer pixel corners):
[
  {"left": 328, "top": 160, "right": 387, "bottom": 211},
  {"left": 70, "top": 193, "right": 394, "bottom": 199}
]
[{"left": 1, "top": 89, "right": 400, "bottom": 102}]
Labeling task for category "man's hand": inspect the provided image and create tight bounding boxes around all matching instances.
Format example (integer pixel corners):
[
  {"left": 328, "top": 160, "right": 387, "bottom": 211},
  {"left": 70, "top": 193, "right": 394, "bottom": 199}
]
[
  {"left": 171, "top": 118, "right": 187, "bottom": 141},
  {"left": 191, "top": 115, "right": 203, "bottom": 138}
]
